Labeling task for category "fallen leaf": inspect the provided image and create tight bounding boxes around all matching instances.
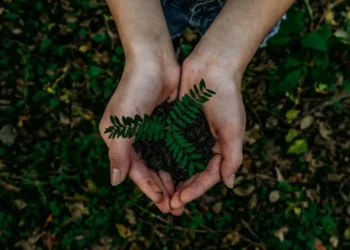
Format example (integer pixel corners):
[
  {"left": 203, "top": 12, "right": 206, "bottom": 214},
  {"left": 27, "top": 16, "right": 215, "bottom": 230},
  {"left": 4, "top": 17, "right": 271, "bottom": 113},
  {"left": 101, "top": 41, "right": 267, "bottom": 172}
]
[
  {"left": 212, "top": 202, "right": 222, "bottom": 214},
  {"left": 329, "top": 236, "right": 338, "bottom": 248},
  {"left": 275, "top": 167, "right": 285, "bottom": 182},
  {"left": 285, "top": 129, "right": 298, "bottom": 142},
  {"left": 184, "top": 28, "right": 198, "bottom": 42},
  {"left": 79, "top": 43, "right": 90, "bottom": 53},
  {"left": 221, "top": 232, "right": 240, "bottom": 248},
  {"left": 275, "top": 227, "right": 288, "bottom": 242},
  {"left": 288, "top": 139, "right": 308, "bottom": 155},
  {"left": 286, "top": 109, "right": 300, "bottom": 124},
  {"left": 300, "top": 115, "right": 314, "bottom": 130},
  {"left": 116, "top": 223, "right": 131, "bottom": 238},
  {"left": 344, "top": 228, "right": 350, "bottom": 240},
  {"left": 319, "top": 122, "right": 332, "bottom": 140},
  {"left": 15, "top": 200, "right": 27, "bottom": 210},
  {"left": 0, "top": 124, "right": 18, "bottom": 146},
  {"left": 125, "top": 208, "right": 136, "bottom": 225},
  {"left": 233, "top": 186, "right": 255, "bottom": 197},
  {"left": 68, "top": 202, "right": 89, "bottom": 220},
  {"left": 314, "top": 238, "right": 326, "bottom": 250},
  {"left": 0, "top": 180, "right": 20, "bottom": 192},
  {"left": 269, "top": 190, "right": 280, "bottom": 203},
  {"left": 248, "top": 194, "right": 258, "bottom": 210}
]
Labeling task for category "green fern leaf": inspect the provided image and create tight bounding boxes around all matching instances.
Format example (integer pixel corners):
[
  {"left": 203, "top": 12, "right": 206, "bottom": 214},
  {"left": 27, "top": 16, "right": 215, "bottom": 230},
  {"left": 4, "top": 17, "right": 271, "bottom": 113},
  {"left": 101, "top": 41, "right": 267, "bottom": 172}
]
[
  {"left": 173, "top": 105, "right": 181, "bottom": 116},
  {"left": 113, "top": 116, "right": 123, "bottom": 127},
  {"left": 170, "top": 111, "right": 177, "bottom": 121},
  {"left": 194, "top": 84, "right": 199, "bottom": 96},
  {"left": 134, "top": 114, "right": 143, "bottom": 123},
  {"left": 186, "top": 110, "right": 197, "bottom": 119},
  {"left": 182, "top": 116, "right": 192, "bottom": 124},
  {"left": 190, "top": 154, "right": 202, "bottom": 160},
  {"left": 160, "top": 130, "right": 165, "bottom": 139},
  {"left": 176, "top": 119, "right": 186, "bottom": 128},
  {"left": 180, "top": 156, "right": 188, "bottom": 168},
  {"left": 122, "top": 116, "right": 129, "bottom": 126},
  {"left": 184, "top": 147, "right": 196, "bottom": 153},
  {"left": 194, "top": 162, "right": 205, "bottom": 169},
  {"left": 197, "top": 96, "right": 209, "bottom": 103},
  {"left": 199, "top": 79, "right": 206, "bottom": 91},
  {"left": 190, "top": 89, "right": 196, "bottom": 99},
  {"left": 177, "top": 101, "right": 185, "bottom": 111},
  {"left": 176, "top": 151, "right": 183, "bottom": 163},
  {"left": 173, "top": 145, "right": 180, "bottom": 158},
  {"left": 203, "top": 92, "right": 212, "bottom": 98},
  {"left": 206, "top": 89, "right": 216, "bottom": 95},
  {"left": 189, "top": 162, "right": 195, "bottom": 176}
]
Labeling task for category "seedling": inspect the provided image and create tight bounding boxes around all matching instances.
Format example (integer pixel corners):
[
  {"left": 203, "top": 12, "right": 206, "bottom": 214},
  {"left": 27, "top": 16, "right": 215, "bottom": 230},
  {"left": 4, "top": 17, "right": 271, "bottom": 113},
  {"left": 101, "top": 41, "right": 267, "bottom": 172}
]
[{"left": 104, "top": 80, "right": 216, "bottom": 175}]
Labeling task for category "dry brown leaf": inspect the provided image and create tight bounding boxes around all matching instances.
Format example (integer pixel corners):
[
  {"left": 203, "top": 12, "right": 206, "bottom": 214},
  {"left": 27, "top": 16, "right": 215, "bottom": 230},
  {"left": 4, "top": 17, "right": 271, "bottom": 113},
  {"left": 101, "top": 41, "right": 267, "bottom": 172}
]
[
  {"left": 248, "top": 194, "right": 258, "bottom": 210},
  {"left": 269, "top": 190, "right": 280, "bottom": 203},
  {"left": 314, "top": 238, "right": 326, "bottom": 250},
  {"left": 329, "top": 236, "right": 339, "bottom": 248},
  {"left": 15, "top": 199, "right": 27, "bottom": 210},
  {"left": 116, "top": 223, "right": 131, "bottom": 238},
  {"left": 125, "top": 208, "right": 136, "bottom": 225},
  {"left": 300, "top": 115, "right": 314, "bottom": 130},
  {"left": 0, "top": 180, "right": 20, "bottom": 192},
  {"left": 212, "top": 202, "right": 222, "bottom": 214},
  {"left": 0, "top": 124, "right": 18, "bottom": 146},
  {"left": 221, "top": 232, "right": 240, "bottom": 248},
  {"left": 275, "top": 226, "right": 288, "bottom": 242},
  {"left": 68, "top": 202, "right": 89, "bottom": 220},
  {"left": 184, "top": 28, "right": 198, "bottom": 42},
  {"left": 233, "top": 186, "right": 255, "bottom": 197},
  {"left": 275, "top": 167, "right": 285, "bottom": 182},
  {"left": 319, "top": 122, "right": 332, "bottom": 140}
]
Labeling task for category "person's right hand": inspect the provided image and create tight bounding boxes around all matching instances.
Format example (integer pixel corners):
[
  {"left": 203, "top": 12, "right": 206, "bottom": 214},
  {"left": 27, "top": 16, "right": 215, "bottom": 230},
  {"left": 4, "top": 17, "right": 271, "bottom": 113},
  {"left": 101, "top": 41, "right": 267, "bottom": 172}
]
[{"left": 99, "top": 52, "right": 184, "bottom": 215}]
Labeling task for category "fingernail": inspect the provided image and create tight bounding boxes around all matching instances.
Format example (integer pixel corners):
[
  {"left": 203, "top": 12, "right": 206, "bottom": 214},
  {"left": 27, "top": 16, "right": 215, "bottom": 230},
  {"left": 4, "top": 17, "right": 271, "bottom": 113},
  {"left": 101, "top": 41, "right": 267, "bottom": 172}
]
[
  {"left": 227, "top": 174, "right": 235, "bottom": 189},
  {"left": 111, "top": 168, "right": 121, "bottom": 186}
]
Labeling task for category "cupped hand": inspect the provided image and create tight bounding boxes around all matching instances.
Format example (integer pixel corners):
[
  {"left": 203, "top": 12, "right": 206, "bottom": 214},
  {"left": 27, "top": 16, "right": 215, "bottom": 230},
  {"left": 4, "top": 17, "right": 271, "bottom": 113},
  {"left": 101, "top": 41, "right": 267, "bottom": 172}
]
[
  {"left": 99, "top": 55, "right": 184, "bottom": 214},
  {"left": 170, "top": 51, "right": 246, "bottom": 211}
]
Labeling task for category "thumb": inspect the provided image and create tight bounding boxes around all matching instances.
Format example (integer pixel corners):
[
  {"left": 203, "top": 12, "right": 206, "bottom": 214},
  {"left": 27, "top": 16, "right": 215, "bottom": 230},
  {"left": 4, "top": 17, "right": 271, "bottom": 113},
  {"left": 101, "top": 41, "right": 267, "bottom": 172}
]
[
  {"left": 109, "top": 138, "right": 132, "bottom": 186},
  {"left": 220, "top": 138, "right": 243, "bottom": 189}
]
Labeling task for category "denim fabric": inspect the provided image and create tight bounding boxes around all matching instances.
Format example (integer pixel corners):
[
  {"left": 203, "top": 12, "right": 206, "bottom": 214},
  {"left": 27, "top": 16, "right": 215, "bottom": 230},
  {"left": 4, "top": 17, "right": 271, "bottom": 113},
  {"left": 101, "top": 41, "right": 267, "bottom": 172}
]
[{"left": 161, "top": 0, "right": 286, "bottom": 47}]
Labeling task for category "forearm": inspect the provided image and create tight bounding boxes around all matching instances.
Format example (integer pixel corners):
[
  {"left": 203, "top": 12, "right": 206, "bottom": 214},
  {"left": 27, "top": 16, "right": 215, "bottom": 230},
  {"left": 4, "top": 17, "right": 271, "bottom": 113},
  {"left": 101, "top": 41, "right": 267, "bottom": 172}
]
[
  {"left": 196, "top": 0, "right": 295, "bottom": 73},
  {"left": 106, "top": 0, "right": 174, "bottom": 60}
]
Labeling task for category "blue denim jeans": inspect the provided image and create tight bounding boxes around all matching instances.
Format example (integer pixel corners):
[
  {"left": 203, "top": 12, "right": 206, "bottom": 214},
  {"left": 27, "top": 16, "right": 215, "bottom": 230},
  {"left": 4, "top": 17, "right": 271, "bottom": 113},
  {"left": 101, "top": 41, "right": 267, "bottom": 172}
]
[{"left": 160, "top": 0, "right": 286, "bottom": 47}]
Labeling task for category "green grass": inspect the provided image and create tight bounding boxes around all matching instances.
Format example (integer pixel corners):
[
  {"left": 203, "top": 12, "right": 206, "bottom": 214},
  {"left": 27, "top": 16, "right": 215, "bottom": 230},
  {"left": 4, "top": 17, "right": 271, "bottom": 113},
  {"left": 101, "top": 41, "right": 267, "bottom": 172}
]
[{"left": 0, "top": 0, "right": 349, "bottom": 249}]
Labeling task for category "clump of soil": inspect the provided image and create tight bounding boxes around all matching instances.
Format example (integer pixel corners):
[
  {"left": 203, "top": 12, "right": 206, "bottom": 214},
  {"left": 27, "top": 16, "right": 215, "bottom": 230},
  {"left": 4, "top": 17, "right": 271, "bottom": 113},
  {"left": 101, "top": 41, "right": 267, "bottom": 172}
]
[{"left": 133, "top": 102, "right": 215, "bottom": 181}]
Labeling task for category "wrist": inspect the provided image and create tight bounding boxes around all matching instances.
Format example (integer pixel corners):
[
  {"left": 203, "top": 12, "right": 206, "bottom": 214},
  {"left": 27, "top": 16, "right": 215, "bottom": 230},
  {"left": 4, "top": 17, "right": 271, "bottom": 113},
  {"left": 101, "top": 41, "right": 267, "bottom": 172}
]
[{"left": 187, "top": 42, "right": 245, "bottom": 83}]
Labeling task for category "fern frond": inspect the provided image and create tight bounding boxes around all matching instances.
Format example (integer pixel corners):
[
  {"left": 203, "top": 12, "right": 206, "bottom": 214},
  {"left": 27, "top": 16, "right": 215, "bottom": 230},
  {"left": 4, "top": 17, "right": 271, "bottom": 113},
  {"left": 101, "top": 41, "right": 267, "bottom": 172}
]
[
  {"left": 105, "top": 114, "right": 142, "bottom": 139},
  {"left": 165, "top": 130, "right": 203, "bottom": 174},
  {"left": 135, "top": 115, "right": 165, "bottom": 142},
  {"left": 105, "top": 114, "right": 165, "bottom": 141}
]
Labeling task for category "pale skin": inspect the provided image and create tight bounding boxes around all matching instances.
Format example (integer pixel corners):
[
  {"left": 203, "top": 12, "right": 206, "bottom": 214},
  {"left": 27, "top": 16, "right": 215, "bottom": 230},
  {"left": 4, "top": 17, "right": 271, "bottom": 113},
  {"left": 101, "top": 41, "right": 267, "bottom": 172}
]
[{"left": 100, "top": 0, "right": 295, "bottom": 215}]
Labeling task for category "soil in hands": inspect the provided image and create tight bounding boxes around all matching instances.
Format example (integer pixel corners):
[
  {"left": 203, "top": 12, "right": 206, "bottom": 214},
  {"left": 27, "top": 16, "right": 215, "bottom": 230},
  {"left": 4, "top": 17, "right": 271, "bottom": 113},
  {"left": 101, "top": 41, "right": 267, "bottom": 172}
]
[{"left": 133, "top": 101, "right": 215, "bottom": 181}]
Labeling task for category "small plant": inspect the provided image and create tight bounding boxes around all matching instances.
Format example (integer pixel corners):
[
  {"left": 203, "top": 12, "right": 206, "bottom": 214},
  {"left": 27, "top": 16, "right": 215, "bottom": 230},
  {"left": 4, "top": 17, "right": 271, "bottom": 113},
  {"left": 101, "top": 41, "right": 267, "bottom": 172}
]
[{"left": 104, "top": 80, "right": 216, "bottom": 175}]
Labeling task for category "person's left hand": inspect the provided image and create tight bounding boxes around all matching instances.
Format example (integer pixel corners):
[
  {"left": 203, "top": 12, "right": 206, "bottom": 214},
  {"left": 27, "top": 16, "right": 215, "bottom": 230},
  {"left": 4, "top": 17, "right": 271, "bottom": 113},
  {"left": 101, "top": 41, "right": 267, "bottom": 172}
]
[{"left": 169, "top": 46, "right": 246, "bottom": 213}]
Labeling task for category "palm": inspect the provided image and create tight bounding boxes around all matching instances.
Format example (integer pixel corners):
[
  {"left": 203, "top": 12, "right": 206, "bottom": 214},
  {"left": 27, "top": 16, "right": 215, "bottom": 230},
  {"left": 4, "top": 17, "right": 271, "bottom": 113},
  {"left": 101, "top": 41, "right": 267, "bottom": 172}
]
[
  {"left": 99, "top": 63, "right": 183, "bottom": 214},
  {"left": 171, "top": 64, "right": 245, "bottom": 211}
]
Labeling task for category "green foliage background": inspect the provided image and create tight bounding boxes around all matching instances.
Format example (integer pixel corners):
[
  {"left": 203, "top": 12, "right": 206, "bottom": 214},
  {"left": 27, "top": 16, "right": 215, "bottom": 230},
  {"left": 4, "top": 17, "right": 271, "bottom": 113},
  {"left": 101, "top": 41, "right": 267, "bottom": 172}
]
[{"left": 0, "top": 0, "right": 349, "bottom": 249}]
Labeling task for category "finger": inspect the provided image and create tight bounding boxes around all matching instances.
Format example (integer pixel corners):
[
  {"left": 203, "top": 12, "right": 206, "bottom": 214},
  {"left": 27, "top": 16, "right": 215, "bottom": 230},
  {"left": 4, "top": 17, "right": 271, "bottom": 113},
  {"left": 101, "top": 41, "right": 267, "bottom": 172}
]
[
  {"left": 179, "top": 59, "right": 201, "bottom": 98},
  {"left": 158, "top": 170, "right": 175, "bottom": 196},
  {"left": 220, "top": 138, "right": 243, "bottom": 189},
  {"left": 178, "top": 154, "right": 222, "bottom": 206},
  {"left": 128, "top": 159, "right": 169, "bottom": 213},
  {"left": 109, "top": 139, "right": 133, "bottom": 186},
  {"left": 170, "top": 174, "right": 199, "bottom": 210},
  {"left": 150, "top": 171, "right": 171, "bottom": 214},
  {"left": 171, "top": 182, "right": 185, "bottom": 216}
]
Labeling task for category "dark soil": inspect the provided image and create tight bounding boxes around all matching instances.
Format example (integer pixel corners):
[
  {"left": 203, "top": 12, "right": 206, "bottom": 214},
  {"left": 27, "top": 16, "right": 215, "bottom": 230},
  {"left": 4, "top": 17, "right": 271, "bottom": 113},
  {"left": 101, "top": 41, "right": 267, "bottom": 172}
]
[{"left": 133, "top": 102, "right": 215, "bottom": 181}]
